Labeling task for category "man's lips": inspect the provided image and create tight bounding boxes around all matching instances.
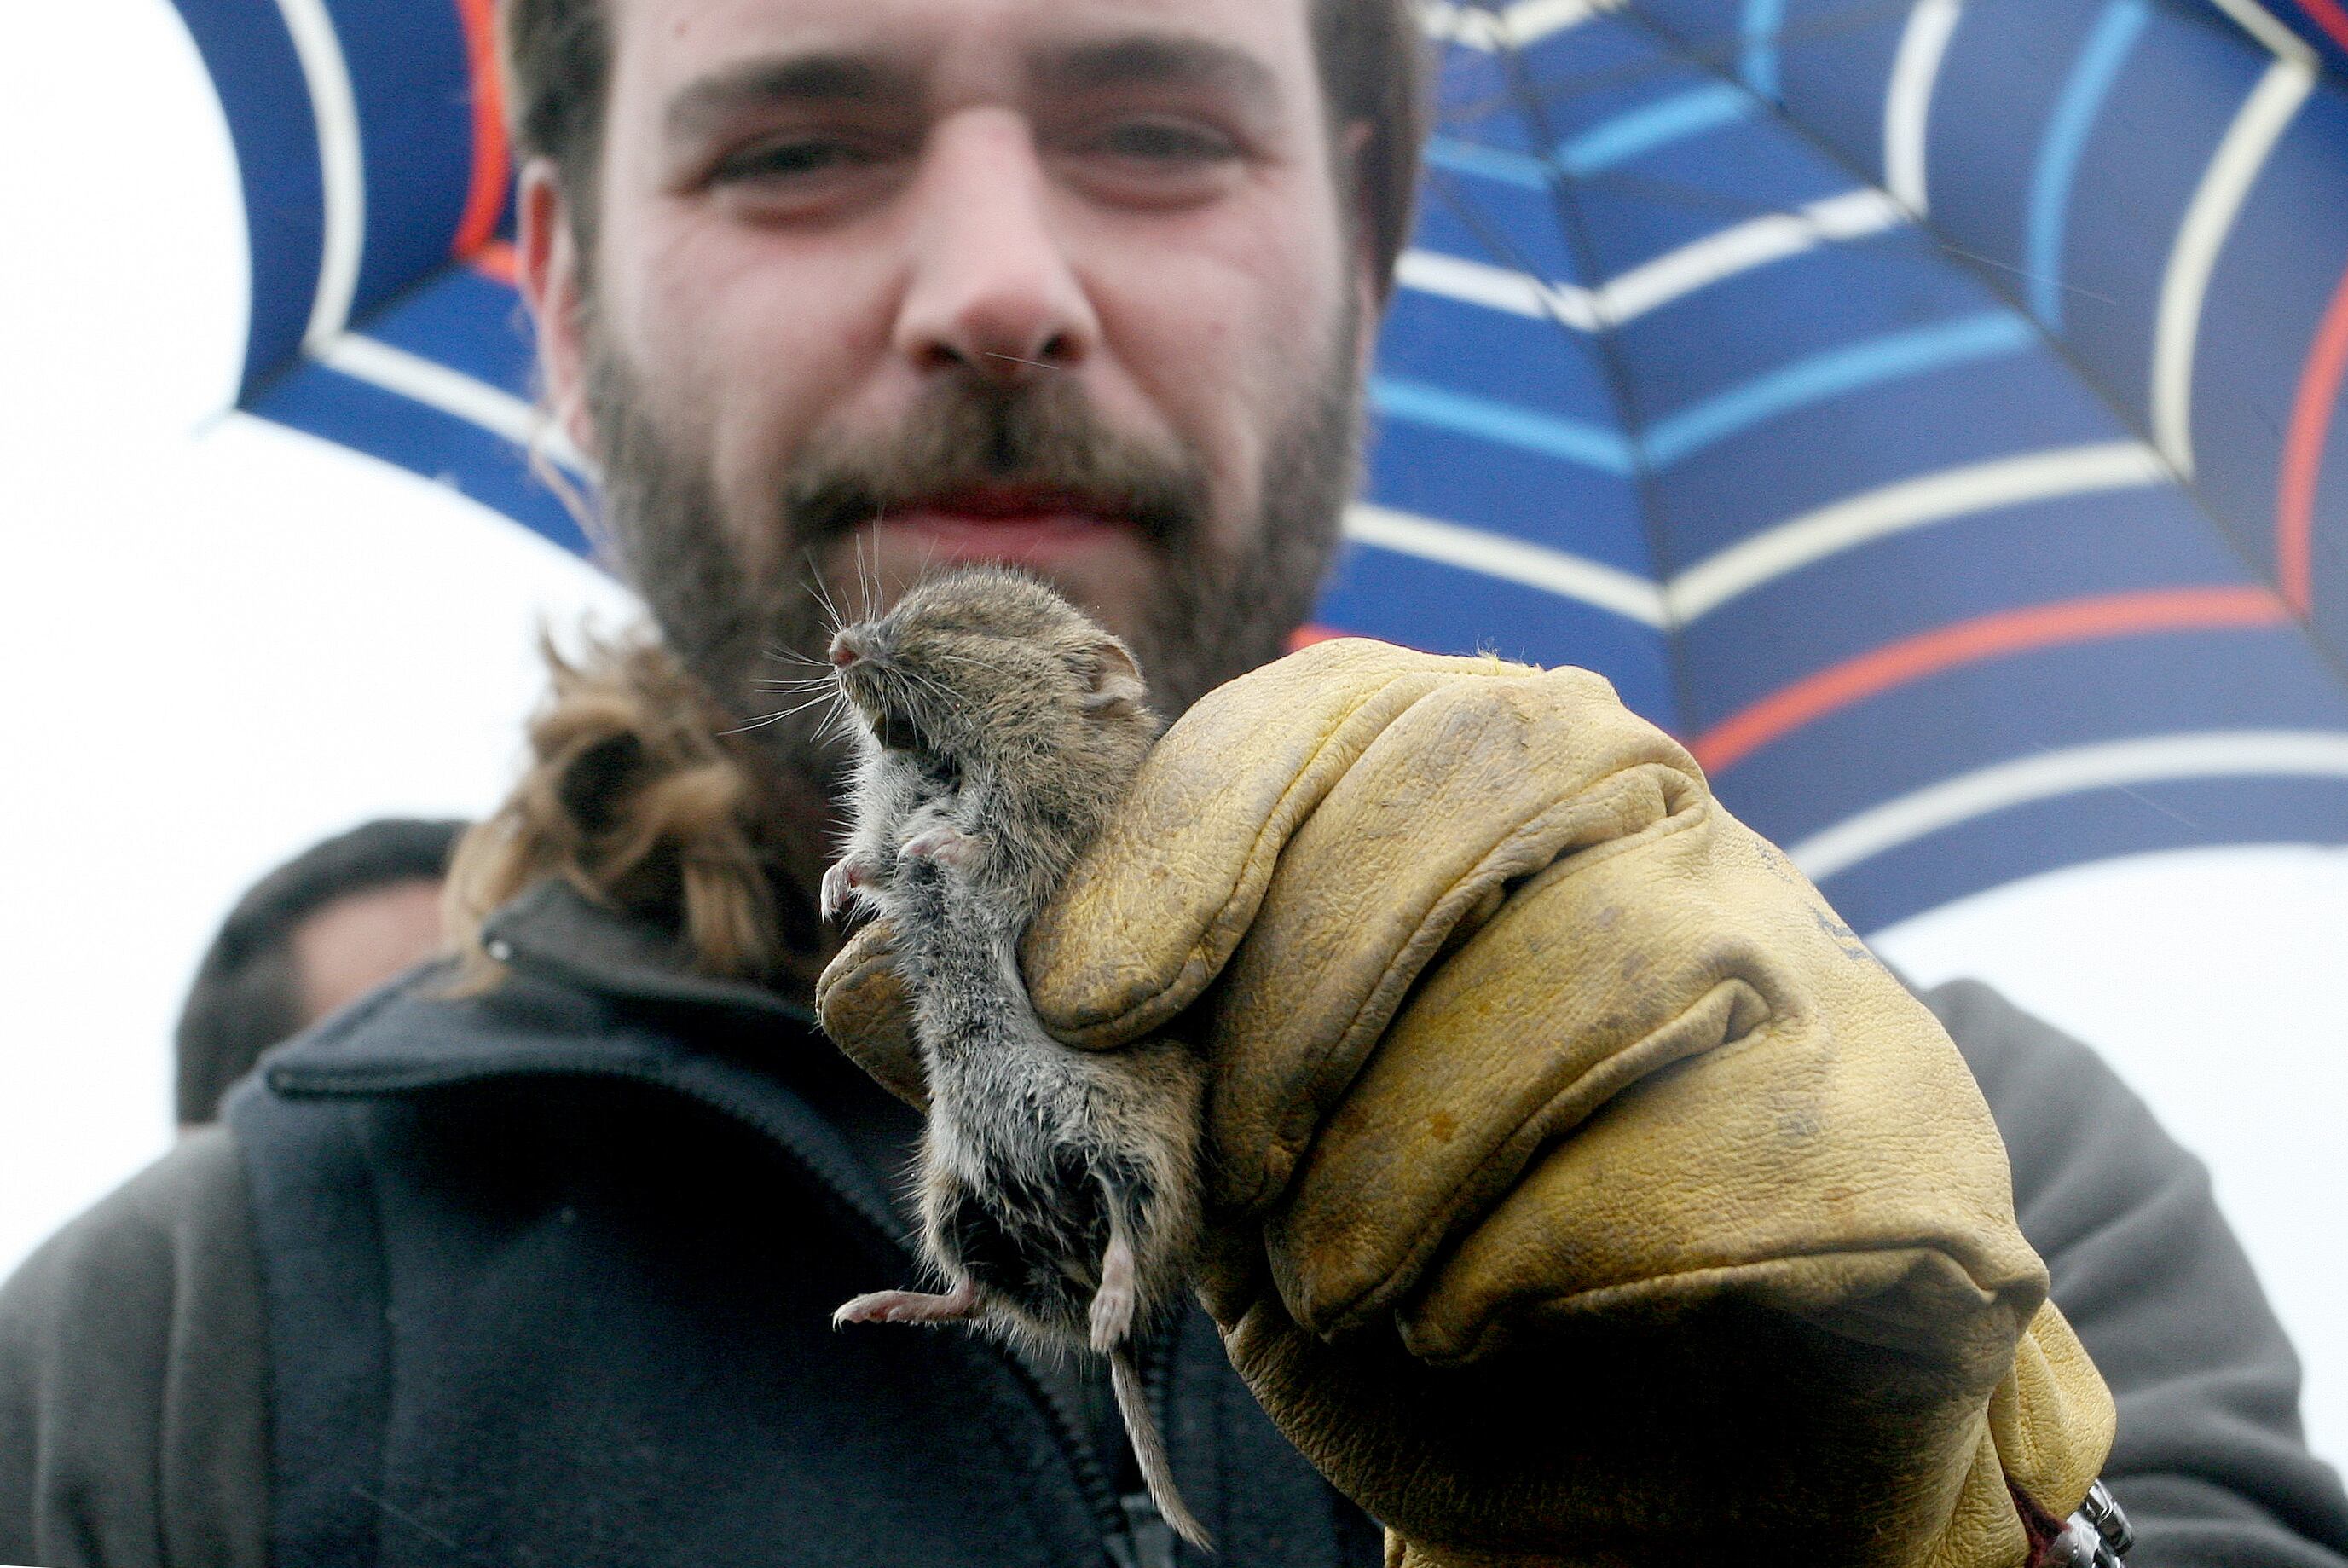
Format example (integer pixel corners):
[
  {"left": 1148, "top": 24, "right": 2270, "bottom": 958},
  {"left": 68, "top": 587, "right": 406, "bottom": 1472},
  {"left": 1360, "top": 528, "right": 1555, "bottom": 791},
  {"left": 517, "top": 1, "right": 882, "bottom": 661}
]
[
  {"left": 902, "top": 486, "right": 1108, "bottom": 522},
  {"left": 875, "top": 491, "right": 1137, "bottom": 565}
]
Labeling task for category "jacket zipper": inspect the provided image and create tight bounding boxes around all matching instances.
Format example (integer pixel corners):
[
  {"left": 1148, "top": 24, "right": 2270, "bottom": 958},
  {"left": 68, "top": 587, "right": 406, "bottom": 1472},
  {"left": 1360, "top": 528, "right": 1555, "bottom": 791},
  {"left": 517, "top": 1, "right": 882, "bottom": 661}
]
[
  {"left": 284, "top": 1054, "right": 1148, "bottom": 1565},
  {"left": 620, "top": 1060, "right": 1156, "bottom": 1566},
  {"left": 1008, "top": 1342, "right": 1139, "bottom": 1566},
  {"left": 610, "top": 1062, "right": 1153, "bottom": 1565}
]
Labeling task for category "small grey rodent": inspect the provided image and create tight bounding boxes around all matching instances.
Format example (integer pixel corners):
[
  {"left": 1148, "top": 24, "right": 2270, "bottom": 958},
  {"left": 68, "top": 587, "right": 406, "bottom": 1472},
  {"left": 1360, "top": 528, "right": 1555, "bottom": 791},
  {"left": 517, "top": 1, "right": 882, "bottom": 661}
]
[{"left": 821, "top": 565, "right": 1211, "bottom": 1549}]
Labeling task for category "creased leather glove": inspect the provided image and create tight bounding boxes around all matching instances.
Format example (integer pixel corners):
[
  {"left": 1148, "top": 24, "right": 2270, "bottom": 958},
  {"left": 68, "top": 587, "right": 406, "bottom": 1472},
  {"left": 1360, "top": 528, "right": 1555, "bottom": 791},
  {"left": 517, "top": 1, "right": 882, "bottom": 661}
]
[{"left": 818, "top": 638, "right": 2114, "bottom": 1566}]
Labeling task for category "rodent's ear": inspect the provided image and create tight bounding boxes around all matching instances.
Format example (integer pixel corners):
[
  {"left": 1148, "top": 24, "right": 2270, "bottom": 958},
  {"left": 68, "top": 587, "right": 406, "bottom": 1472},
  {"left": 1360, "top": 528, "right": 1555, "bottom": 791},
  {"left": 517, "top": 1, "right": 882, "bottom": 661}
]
[{"left": 1083, "top": 639, "right": 1148, "bottom": 715}]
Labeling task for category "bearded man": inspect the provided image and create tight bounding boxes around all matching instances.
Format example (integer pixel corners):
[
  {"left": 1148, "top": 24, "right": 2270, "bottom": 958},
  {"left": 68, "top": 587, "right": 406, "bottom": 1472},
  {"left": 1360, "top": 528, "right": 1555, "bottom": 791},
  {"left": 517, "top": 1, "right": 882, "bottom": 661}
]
[{"left": 4, "top": 1, "right": 2346, "bottom": 1565}]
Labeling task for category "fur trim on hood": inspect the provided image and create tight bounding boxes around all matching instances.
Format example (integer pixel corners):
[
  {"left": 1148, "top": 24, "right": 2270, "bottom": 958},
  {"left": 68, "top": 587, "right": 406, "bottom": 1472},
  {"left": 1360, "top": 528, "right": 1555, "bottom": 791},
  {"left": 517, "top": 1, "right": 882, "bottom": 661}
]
[{"left": 444, "top": 628, "right": 806, "bottom": 992}]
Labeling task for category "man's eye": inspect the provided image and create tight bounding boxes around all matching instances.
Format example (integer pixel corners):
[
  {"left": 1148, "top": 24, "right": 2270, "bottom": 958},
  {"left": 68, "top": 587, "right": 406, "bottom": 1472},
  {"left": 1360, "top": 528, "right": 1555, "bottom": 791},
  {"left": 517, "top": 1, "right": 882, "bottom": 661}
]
[
  {"left": 1089, "top": 119, "right": 1237, "bottom": 163},
  {"left": 714, "top": 136, "right": 873, "bottom": 182}
]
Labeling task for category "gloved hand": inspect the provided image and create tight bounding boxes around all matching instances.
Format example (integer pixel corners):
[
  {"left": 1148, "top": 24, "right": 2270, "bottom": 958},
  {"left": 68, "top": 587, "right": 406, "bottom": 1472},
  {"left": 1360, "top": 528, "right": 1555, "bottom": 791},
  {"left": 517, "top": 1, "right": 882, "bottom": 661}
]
[{"left": 818, "top": 638, "right": 2114, "bottom": 1566}]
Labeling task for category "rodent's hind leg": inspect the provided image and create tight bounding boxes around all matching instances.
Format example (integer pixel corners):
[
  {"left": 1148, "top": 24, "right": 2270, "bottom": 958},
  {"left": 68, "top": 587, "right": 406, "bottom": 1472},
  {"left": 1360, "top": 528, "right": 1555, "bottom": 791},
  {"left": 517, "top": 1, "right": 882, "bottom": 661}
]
[
  {"left": 1088, "top": 1197, "right": 1139, "bottom": 1354},
  {"left": 833, "top": 1274, "right": 980, "bottom": 1330}
]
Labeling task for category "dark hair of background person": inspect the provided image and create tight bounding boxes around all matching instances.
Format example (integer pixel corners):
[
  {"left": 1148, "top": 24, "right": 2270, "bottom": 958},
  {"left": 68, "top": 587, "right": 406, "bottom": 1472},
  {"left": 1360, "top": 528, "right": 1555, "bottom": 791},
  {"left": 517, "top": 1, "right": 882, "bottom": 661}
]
[
  {"left": 498, "top": 0, "right": 1437, "bottom": 297},
  {"left": 175, "top": 818, "right": 468, "bottom": 1125}
]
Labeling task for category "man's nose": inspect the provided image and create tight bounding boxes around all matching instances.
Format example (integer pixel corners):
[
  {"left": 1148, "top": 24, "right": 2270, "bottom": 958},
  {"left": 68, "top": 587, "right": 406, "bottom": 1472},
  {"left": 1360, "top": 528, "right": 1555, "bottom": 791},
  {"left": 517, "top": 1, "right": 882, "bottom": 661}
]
[{"left": 893, "top": 112, "right": 1099, "bottom": 385}]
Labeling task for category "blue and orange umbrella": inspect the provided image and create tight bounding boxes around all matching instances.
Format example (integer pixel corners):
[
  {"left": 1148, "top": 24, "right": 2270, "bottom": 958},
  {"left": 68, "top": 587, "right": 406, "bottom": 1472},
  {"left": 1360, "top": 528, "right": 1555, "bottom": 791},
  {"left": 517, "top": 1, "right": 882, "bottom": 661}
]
[{"left": 168, "top": 0, "right": 2348, "bottom": 930}]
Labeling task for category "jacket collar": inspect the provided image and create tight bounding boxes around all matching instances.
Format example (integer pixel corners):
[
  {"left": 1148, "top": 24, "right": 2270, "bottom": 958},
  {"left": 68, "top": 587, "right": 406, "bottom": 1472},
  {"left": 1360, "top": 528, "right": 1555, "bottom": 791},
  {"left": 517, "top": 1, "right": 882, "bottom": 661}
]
[
  {"left": 252, "top": 880, "right": 903, "bottom": 1238},
  {"left": 478, "top": 878, "right": 818, "bottom": 1030}
]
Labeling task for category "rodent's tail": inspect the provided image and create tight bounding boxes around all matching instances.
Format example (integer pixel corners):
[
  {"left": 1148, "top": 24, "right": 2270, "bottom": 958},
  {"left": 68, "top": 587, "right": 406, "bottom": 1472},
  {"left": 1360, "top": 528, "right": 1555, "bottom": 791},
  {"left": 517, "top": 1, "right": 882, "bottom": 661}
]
[{"left": 1110, "top": 1344, "right": 1212, "bottom": 1553}]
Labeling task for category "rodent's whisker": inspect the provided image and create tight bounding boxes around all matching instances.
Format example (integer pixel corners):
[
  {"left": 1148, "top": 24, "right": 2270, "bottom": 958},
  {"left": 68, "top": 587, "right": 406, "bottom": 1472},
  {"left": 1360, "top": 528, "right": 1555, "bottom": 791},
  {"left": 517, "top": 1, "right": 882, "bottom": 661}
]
[
  {"left": 894, "top": 665, "right": 960, "bottom": 704},
  {"left": 802, "top": 555, "right": 849, "bottom": 639},
  {"left": 814, "top": 579, "right": 846, "bottom": 632},
  {"left": 766, "top": 640, "right": 832, "bottom": 670},
  {"left": 854, "top": 530, "right": 883, "bottom": 622},
  {"left": 719, "top": 714, "right": 797, "bottom": 735},
  {"left": 804, "top": 686, "right": 857, "bottom": 737},
  {"left": 721, "top": 688, "right": 843, "bottom": 735}
]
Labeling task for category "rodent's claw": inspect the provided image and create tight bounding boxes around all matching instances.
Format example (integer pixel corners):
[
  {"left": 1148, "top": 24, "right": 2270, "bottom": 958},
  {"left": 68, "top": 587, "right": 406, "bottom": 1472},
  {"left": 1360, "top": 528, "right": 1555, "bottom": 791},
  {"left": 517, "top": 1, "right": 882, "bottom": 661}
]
[
  {"left": 820, "top": 857, "right": 870, "bottom": 923},
  {"left": 899, "top": 824, "right": 977, "bottom": 868}
]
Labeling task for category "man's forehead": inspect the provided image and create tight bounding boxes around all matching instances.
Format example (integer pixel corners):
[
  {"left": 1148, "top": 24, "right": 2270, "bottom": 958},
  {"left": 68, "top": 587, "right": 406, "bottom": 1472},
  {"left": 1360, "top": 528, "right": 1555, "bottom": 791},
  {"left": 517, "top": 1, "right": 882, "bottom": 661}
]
[{"left": 612, "top": 0, "right": 1318, "bottom": 101}]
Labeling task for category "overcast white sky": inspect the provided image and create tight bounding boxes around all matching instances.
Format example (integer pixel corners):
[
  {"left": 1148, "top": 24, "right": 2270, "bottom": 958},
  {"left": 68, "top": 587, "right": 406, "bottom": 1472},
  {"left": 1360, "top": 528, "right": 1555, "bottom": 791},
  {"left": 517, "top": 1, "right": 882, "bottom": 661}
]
[{"left": 3, "top": 0, "right": 2342, "bottom": 1467}]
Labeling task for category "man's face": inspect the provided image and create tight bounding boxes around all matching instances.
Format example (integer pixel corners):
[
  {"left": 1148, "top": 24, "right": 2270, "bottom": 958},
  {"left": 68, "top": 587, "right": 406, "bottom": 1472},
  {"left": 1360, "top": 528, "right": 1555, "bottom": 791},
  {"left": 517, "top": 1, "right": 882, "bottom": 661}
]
[
  {"left": 523, "top": 0, "right": 1372, "bottom": 751},
  {"left": 288, "top": 879, "right": 448, "bottom": 1027}
]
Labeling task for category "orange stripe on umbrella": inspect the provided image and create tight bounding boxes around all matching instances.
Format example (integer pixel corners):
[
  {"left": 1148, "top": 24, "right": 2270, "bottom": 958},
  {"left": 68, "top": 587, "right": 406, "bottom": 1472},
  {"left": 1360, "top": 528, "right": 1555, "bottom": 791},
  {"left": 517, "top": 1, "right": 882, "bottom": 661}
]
[
  {"left": 2279, "top": 259, "right": 2348, "bottom": 616},
  {"left": 1692, "top": 586, "right": 2293, "bottom": 773},
  {"left": 450, "top": 0, "right": 508, "bottom": 258}
]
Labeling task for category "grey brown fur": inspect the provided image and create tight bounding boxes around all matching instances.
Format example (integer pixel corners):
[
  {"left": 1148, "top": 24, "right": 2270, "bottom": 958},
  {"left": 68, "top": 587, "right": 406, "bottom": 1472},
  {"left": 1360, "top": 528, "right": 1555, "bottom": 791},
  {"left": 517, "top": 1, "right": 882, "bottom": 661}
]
[{"left": 821, "top": 566, "right": 1211, "bottom": 1549}]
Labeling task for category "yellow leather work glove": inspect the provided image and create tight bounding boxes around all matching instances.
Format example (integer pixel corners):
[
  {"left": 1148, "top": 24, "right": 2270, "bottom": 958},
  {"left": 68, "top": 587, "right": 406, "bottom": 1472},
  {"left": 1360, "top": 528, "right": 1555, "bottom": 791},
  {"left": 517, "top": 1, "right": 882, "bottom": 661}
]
[{"left": 818, "top": 639, "right": 2114, "bottom": 1567}]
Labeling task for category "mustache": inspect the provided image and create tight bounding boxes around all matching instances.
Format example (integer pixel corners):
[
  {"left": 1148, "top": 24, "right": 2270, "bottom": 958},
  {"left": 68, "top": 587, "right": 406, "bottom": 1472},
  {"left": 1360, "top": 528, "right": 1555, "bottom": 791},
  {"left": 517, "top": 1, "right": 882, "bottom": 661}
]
[{"left": 778, "top": 378, "right": 1212, "bottom": 548}]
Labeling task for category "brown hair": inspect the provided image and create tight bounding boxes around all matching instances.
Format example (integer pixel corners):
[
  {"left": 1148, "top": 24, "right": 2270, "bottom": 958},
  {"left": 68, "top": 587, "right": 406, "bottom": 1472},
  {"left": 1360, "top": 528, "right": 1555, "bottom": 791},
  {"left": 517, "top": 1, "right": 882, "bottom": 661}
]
[
  {"left": 442, "top": 628, "right": 785, "bottom": 991},
  {"left": 500, "top": 0, "right": 1435, "bottom": 293}
]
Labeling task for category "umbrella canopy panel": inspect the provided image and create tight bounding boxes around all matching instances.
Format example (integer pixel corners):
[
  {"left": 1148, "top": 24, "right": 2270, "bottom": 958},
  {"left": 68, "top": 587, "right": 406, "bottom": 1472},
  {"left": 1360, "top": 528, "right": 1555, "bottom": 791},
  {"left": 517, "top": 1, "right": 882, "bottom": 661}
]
[{"left": 168, "top": 0, "right": 2348, "bottom": 929}]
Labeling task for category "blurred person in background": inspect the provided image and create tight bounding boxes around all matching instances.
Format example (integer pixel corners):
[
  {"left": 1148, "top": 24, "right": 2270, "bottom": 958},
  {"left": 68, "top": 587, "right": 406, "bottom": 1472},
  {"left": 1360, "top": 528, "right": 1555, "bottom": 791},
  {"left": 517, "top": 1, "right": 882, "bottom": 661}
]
[
  {"left": 3, "top": 2, "right": 2345, "bottom": 1566},
  {"left": 173, "top": 819, "right": 467, "bottom": 1127}
]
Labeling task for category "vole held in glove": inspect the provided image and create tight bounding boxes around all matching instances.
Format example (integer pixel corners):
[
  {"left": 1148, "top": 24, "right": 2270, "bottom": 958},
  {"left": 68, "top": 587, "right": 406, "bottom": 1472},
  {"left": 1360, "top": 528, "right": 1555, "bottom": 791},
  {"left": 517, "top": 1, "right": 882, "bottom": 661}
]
[{"left": 822, "top": 565, "right": 1211, "bottom": 1550}]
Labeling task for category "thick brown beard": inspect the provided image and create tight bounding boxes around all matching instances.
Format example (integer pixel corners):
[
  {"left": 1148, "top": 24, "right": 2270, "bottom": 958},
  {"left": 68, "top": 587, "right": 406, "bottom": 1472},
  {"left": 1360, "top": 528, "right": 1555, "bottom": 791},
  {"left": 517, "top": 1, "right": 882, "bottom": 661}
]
[{"left": 581, "top": 305, "right": 1364, "bottom": 848}]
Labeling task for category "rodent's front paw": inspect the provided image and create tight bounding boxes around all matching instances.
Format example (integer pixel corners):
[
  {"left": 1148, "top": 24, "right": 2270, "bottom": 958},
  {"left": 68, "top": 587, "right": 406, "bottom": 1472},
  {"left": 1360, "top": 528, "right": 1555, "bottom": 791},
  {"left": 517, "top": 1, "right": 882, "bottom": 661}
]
[
  {"left": 820, "top": 856, "right": 876, "bottom": 922},
  {"left": 899, "top": 823, "right": 978, "bottom": 868}
]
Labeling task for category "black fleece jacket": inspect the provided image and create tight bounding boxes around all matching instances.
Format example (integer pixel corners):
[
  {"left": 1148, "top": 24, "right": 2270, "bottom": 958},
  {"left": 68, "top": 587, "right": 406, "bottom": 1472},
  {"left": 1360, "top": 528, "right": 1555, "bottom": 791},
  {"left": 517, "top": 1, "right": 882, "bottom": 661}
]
[{"left": 2, "top": 887, "right": 2344, "bottom": 1567}]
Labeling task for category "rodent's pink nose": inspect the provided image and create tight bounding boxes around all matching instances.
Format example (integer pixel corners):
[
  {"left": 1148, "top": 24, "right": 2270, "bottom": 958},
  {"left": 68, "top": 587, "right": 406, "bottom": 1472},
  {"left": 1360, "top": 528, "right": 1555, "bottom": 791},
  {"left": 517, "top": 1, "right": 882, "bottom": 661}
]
[{"left": 828, "top": 633, "right": 861, "bottom": 668}]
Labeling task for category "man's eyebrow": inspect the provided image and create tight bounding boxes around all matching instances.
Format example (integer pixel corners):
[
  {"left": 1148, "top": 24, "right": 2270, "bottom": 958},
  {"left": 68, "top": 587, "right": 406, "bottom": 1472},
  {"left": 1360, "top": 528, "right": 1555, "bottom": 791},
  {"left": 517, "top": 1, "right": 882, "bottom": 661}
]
[
  {"left": 664, "top": 54, "right": 913, "bottom": 143},
  {"left": 1031, "top": 34, "right": 1283, "bottom": 113}
]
